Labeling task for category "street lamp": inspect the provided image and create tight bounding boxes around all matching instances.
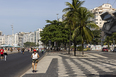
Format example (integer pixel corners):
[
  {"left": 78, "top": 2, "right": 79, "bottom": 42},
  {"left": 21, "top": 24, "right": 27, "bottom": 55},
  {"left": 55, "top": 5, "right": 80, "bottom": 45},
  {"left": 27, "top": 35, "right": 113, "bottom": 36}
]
[
  {"left": 56, "top": 13, "right": 59, "bottom": 20},
  {"left": 11, "top": 24, "right": 13, "bottom": 46}
]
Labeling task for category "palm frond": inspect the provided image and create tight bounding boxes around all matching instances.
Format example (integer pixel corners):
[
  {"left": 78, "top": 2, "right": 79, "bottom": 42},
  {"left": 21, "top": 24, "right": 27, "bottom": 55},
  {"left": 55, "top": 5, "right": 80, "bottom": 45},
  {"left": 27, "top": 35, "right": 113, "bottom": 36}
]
[
  {"left": 87, "top": 23, "right": 99, "bottom": 29},
  {"left": 72, "top": 26, "right": 80, "bottom": 39},
  {"left": 83, "top": 27, "right": 94, "bottom": 43}
]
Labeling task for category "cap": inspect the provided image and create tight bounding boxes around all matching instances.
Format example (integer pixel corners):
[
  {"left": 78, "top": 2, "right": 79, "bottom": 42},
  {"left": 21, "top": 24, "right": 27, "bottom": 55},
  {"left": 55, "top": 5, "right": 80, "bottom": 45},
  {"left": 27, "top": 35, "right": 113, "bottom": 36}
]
[{"left": 33, "top": 49, "right": 37, "bottom": 52}]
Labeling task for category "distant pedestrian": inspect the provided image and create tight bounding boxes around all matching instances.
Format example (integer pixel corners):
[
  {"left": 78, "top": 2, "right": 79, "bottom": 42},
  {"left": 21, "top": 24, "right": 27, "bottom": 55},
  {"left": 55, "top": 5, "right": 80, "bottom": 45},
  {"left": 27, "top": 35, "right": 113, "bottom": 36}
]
[
  {"left": 28, "top": 48, "right": 29, "bottom": 52},
  {"left": 22, "top": 48, "right": 25, "bottom": 54},
  {"left": 31, "top": 49, "right": 40, "bottom": 72},
  {"left": 31, "top": 48, "right": 33, "bottom": 52},
  {"left": 17, "top": 48, "right": 20, "bottom": 53},
  {"left": 42, "top": 49, "right": 44, "bottom": 54},
  {"left": 0, "top": 47, "right": 4, "bottom": 60},
  {"left": 10, "top": 48, "right": 13, "bottom": 52},
  {"left": 4, "top": 48, "right": 8, "bottom": 61}
]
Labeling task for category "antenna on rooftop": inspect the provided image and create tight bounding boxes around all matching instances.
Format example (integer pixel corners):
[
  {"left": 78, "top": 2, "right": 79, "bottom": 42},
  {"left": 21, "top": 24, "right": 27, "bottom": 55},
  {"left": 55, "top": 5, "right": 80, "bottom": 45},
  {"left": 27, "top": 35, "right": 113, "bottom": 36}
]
[{"left": 56, "top": 13, "right": 59, "bottom": 20}]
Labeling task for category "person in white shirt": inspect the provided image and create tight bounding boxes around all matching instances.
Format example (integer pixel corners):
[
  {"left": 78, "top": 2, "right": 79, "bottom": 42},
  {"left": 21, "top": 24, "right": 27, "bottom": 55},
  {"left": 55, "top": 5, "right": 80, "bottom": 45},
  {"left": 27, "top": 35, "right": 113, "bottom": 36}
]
[
  {"left": 4, "top": 48, "right": 8, "bottom": 61},
  {"left": 31, "top": 49, "right": 39, "bottom": 72}
]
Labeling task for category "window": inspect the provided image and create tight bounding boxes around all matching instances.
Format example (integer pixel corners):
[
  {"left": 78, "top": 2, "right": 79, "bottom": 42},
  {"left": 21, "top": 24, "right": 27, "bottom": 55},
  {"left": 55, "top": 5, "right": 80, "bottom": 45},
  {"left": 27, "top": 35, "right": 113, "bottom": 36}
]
[
  {"left": 95, "top": 19, "right": 98, "bottom": 21},
  {"left": 99, "top": 12, "right": 102, "bottom": 14},
  {"left": 95, "top": 15, "right": 98, "bottom": 18},
  {"left": 96, "top": 22, "right": 98, "bottom": 24},
  {"left": 100, "top": 22, "right": 102, "bottom": 24}
]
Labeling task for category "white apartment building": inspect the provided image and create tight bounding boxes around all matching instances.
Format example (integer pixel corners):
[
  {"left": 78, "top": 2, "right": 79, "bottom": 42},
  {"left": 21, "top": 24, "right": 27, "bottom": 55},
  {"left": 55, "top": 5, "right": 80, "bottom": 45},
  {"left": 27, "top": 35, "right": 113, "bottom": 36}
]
[
  {"left": 35, "top": 28, "right": 43, "bottom": 46},
  {"left": 13, "top": 33, "right": 19, "bottom": 46},
  {"left": 0, "top": 28, "right": 43, "bottom": 47},
  {"left": 58, "top": 18, "right": 63, "bottom": 22},
  {"left": 4, "top": 35, "right": 12, "bottom": 46},
  {"left": 0, "top": 35, "right": 5, "bottom": 45},
  {"left": 90, "top": 3, "right": 116, "bottom": 29},
  {"left": 4, "top": 34, "right": 19, "bottom": 46},
  {"left": 23, "top": 32, "right": 35, "bottom": 43},
  {"left": 29, "top": 32, "right": 35, "bottom": 43},
  {"left": 18, "top": 32, "right": 25, "bottom": 47}
]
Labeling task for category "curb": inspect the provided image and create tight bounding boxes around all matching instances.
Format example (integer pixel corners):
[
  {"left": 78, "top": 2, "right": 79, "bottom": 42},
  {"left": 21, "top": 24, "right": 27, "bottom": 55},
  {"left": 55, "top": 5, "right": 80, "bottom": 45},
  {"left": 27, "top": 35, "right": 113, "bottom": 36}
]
[{"left": 20, "top": 52, "right": 47, "bottom": 77}]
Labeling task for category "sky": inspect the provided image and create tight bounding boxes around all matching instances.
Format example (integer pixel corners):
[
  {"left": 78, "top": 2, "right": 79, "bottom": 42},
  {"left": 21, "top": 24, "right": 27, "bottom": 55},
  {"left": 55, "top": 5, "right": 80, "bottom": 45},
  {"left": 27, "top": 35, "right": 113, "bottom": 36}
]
[{"left": 0, "top": 0, "right": 116, "bottom": 35}]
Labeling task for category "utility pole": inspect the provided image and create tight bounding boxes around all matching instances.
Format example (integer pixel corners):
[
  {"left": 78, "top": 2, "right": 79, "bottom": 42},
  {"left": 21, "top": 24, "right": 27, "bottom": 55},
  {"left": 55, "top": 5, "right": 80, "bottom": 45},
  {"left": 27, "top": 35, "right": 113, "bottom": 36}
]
[
  {"left": 11, "top": 24, "right": 13, "bottom": 46},
  {"left": 56, "top": 13, "right": 59, "bottom": 21}
]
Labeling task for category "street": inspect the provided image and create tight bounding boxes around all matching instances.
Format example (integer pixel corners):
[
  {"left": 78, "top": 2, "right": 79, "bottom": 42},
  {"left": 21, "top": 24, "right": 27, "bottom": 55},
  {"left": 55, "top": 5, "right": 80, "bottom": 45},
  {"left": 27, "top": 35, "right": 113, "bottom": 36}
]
[
  {"left": 1, "top": 51, "right": 116, "bottom": 77},
  {"left": 0, "top": 51, "right": 44, "bottom": 77}
]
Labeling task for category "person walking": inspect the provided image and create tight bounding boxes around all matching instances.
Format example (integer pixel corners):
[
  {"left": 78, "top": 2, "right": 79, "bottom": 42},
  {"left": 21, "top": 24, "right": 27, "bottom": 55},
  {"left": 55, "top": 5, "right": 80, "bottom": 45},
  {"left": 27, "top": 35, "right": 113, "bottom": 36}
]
[
  {"left": 31, "top": 49, "right": 40, "bottom": 72},
  {"left": 10, "top": 48, "right": 13, "bottom": 52},
  {"left": 4, "top": 48, "right": 8, "bottom": 61},
  {"left": 0, "top": 48, "right": 4, "bottom": 60},
  {"left": 22, "top": 48, "right": 25, "bottom": 54}
]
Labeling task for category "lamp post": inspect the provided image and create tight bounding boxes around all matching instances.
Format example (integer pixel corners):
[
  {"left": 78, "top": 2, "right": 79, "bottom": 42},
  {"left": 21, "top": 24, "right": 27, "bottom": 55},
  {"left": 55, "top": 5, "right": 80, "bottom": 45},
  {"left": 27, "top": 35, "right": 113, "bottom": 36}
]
[
  {"left": 11, "top": 24, "right": 13, "bottom": 46},
  {"left": 56, "top": 13, "right": 59, "bottom": 20}
]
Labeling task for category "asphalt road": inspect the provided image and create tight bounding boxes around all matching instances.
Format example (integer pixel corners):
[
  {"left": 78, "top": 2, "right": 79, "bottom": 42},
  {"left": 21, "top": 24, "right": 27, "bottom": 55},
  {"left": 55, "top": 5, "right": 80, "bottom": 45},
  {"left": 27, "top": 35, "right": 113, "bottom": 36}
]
[{"left": 0, "top": 51, "right": 44, "bottom": 77}]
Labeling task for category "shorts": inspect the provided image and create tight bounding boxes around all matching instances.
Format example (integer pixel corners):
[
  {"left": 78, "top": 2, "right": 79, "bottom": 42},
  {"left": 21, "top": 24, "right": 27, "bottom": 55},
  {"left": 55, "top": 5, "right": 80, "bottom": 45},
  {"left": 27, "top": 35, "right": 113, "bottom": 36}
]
[
  {"left": 32, "top": 59, "right": 39, "bottom": 63},
  {"left": 4, "top": 53, "right": 7, "bottom": 55},
  {"left": 1, "top": 54, "right": 4, "bottom": 56}
]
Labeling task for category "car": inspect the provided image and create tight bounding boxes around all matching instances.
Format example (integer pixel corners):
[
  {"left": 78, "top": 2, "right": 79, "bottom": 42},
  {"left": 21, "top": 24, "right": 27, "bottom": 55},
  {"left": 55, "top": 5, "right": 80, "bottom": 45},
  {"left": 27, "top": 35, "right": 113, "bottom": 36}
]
[
  {"left": 113, "top": 47, "right": 116, "bottom": 52},
  {"left": 102, "top": 48, "right": 108, "bottom": 52},
  {"left": 83, "top": 47, "right": 91, "bottom": 51}
]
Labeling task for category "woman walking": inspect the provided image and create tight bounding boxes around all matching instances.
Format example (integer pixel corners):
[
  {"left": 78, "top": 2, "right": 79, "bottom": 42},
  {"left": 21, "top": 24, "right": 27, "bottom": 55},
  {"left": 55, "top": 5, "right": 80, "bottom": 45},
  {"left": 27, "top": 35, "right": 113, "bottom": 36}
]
[
  {"left": 31, "top": 49, "right": 40, "bottom": 72},
  {"left": 4, "top": 48, "right": 8, "bottom": 61}
]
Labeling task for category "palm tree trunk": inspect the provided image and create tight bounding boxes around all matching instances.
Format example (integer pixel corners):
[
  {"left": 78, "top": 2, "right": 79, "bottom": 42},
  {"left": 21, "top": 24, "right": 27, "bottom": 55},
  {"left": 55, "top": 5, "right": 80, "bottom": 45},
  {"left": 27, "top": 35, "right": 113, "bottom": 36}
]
[
  {"left": 68, "top": 29, "right": 71, "bottom": 54},
  {"left": 74, "top": 39, "right": 76, "bottom": 56},
  {"left": 82, "top": 42, "right": 84, "bottom": 56}
]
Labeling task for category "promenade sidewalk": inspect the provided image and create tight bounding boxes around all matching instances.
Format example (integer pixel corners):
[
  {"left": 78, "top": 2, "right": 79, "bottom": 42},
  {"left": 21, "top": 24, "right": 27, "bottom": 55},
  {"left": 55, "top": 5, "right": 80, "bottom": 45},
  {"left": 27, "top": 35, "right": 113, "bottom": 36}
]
[{"left": 22, "top": 51, "right": 116, "bottom": 77}]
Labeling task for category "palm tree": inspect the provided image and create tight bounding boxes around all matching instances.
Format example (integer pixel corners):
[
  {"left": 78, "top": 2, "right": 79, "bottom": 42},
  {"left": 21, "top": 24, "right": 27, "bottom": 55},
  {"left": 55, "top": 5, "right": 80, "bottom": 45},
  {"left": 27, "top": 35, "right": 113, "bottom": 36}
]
[
  {"left": 72, "top": 7, "right": 99, "bottom": 56},
  {"left": 104, "top": 36, "right": 112, "bottom": 49},
  {"left": 63, "top": 0, "right": 84, "bottom": 55}
]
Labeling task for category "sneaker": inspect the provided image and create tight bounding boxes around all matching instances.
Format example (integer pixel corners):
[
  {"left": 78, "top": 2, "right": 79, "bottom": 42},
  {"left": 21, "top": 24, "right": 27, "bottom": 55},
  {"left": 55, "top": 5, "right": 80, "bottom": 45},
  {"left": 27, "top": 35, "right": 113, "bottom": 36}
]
[
  {"left": 34, "top": 70, "right": 37, "bottom": 72},
  {"left": 32, "top": 70, "right": 35, "bottom": 72}
]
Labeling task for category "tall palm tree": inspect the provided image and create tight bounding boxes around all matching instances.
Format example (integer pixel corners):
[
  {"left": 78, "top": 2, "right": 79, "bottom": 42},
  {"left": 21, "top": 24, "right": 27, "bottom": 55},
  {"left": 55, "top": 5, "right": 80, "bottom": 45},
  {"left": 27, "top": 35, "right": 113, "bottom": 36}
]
[
  {"left": 72, "top": 7, "right": 99, "bottom": 56},
  {"left": 63, "top": 0, "right": 84, "bottom": 55}
]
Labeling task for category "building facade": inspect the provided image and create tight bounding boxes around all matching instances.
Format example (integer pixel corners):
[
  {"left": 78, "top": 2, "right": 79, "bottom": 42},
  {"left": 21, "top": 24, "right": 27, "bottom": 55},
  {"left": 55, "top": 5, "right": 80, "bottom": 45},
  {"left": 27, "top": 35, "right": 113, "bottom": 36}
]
[
  {"left": 0, "top": 35, "right": 5, "bottom": 45},
  {"left": 23, "top": 32, "right": 35, "bottom": 43},
  {"left": 35, "top": 28, "right": 43, "bottom": 47},
  {"left": 90, "top": 3, "right": 116, "bottom": 29},
  {"left": 0, "top": 28, "right": 43, "bottom": 47}
]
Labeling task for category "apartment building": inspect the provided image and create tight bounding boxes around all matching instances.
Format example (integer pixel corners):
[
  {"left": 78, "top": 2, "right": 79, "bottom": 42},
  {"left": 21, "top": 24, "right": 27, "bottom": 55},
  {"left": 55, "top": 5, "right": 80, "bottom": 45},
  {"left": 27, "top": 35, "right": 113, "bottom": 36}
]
[
  {"left": 90, "top": 3, "right": 116, "bottom": 29},
  {"left": 23, "top": 32, "right": 35, "bottom": 43},
  {"left": 34, "top": 28, "right": 43, "bottom": 46}
]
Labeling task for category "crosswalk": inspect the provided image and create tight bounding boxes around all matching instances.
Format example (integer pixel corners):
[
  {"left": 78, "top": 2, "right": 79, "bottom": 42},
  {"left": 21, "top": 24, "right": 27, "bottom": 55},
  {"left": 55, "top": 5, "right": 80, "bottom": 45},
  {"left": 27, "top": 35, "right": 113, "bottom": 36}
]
[{"left": 58, "top": 53, "right": 116, "bottom": 77}]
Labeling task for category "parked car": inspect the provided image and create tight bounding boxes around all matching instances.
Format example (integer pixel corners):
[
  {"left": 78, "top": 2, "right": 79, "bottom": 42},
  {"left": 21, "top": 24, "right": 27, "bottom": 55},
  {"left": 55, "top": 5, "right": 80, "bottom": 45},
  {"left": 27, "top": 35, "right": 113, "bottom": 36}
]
[
  {"left": 113, "top": 47, "right": 116, "bottom": 52},
  {"left": 83, "top": 47, "right": 91, "bottom": 51},
  {"left": 102, "top": 48, "right": 108, "bottom": 52}
]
